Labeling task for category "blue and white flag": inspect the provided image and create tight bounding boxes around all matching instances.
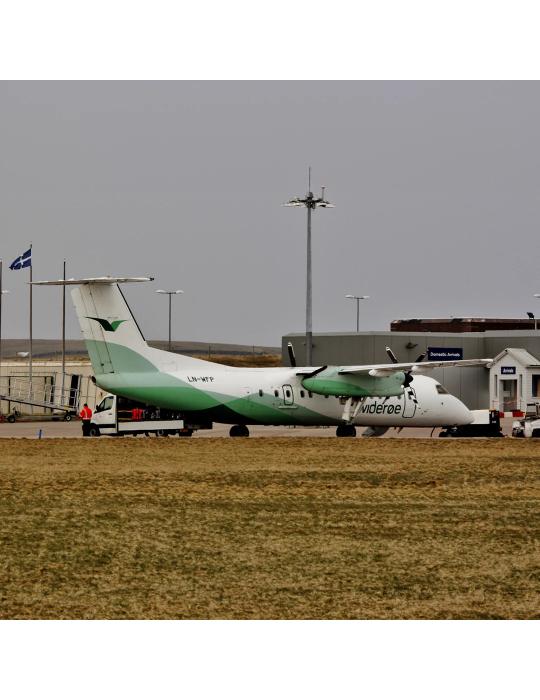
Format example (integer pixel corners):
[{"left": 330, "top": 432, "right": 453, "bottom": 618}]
[{"left": 9, "top": 248, "right": 32, "bottom": 270}]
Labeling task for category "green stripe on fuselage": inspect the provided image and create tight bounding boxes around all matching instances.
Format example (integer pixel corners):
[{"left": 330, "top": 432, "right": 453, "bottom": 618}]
[{"left": 86, "top": 340, "right": 337, "bottom": 425}]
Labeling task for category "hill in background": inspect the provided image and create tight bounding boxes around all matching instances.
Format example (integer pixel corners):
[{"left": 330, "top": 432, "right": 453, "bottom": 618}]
[{"left": 1, "top": 339, "right": 283, "bottom": 367}]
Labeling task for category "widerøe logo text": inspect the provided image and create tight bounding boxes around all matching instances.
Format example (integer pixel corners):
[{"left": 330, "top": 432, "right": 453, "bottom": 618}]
[{"left": 360, "top": 402, "right": 402, "bottom": 415}]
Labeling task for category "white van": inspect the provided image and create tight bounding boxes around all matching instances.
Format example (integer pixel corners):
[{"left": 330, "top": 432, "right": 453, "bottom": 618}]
[{"left": 88, "top": 394, "right": 210, "bottom": 437}]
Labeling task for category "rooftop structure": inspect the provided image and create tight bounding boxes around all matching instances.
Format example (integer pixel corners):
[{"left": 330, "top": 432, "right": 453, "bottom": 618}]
[{"left": 391, "top": 318, "right": 538, "bottom": 333}]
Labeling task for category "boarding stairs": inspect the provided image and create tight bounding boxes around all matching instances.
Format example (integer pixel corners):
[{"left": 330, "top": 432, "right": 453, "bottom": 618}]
[{"left": 0, "top": 375, "right": 80, "bottom": 415}]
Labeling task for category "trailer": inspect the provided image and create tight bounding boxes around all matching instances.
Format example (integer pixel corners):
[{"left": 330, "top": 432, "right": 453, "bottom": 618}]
[
  {"left": 439, "top": 409, "right": 504, "bottom": 437},
  {"left": 88, "top": 394, "right": 212, "bottom": 437},
  {"left": 1, "top": 408, "right": 76, "bottom": 423}
]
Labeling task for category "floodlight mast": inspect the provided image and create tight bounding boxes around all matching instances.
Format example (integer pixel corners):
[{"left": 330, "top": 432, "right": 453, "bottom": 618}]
[{"left": 283, "top": 167, "right": 334, "bottom": 365}]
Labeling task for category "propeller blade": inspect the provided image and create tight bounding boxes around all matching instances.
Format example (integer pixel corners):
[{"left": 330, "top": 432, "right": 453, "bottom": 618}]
[
  {"left": 385, "top": 346, "right": 399, "bottom": 364},
  {"left": 287, "top": 342, "right": 297, "bottom": 368},
  {"left": 414, "top": 352, "right": 427, "bottom": 363}
]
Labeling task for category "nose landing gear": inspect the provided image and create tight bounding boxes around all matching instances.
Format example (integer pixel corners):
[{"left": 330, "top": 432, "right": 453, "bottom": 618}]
[{"left": 336, "top": 424, "right": 357, "bottom": 437}]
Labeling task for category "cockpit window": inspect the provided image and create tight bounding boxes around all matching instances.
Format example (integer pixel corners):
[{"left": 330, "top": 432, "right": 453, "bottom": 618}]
[{"left": 436, "top": 384, "right": 449, "bottom": 394}]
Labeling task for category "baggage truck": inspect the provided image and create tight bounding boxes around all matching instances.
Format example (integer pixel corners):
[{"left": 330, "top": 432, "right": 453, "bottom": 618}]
[
  {"left": 439, "top": 409, "right": 504, "bottom": 437},
  {"left": 88, "top": 394, "right": 212, "bottom": 437}
]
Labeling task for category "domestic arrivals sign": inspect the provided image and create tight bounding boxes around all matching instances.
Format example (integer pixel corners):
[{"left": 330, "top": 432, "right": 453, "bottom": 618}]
[
  {"left": 427, "top": 347, "right": 463, "bottom": 361},
  {"left": 501, "top": 366, "right": 516, "bottom": 375}
]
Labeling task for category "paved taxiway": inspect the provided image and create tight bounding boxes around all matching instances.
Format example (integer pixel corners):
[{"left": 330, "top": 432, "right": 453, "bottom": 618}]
[{"left": 0, "top": 419, "right": 514, "bottom": 438}]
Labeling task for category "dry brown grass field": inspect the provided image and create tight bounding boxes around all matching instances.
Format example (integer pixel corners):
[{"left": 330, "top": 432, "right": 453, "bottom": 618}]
[{"left": 0, "top": 438, "right": 538, "bottom": 619}]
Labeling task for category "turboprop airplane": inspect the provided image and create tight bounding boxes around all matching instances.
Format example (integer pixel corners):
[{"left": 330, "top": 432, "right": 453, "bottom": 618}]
[{"left": 33, "top": 277, "right": 492, "bottom": 437}]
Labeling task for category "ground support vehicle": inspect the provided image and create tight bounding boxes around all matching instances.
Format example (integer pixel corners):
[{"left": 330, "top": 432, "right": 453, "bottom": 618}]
[
  {"left": 512, "top": 404, "right": 540, "bottom": 437},
  {"left": 89, "top": 394, "right": 212, "bottom": 437},
  {"left": 2, "top": 408, "right": 76, "bottom": 423},
  {"left": 439, "top": 409, "right": 504, "bottom": 437}
]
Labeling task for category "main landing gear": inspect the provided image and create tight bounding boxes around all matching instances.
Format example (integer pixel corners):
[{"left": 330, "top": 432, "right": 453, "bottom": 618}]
[
  {"left": 336, "top": 424, "right": 356, "bottom": 438},
  {"left": 229, "top": 425, "right": 250, "bottom": 437}
]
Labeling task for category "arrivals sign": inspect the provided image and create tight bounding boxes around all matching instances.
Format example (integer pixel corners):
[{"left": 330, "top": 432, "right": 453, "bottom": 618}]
[
  {"left": 501, "top": 366, "right": 516, "bottom": 375},
  {"left": 427, "top": 347, "right": 463, "bottom": 361}
]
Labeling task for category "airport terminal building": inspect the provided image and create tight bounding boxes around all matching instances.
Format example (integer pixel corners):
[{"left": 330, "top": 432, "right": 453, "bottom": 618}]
[{"left": 283, "top": 318, "right": 540, "bottom": 412}]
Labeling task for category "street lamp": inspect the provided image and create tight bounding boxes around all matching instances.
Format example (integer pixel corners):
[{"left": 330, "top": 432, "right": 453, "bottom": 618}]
[
  {"left": 345, "top": 294, "right": 370, "bottom": 332},
  {"left": 156, "top": 289, "right": 184, "bottom": 351},
  {"left": 533, "top": 294, "right": 540, "bottom": 330},
  {"left": 284, "top": 167, "right": 334, "bottom": 366}
]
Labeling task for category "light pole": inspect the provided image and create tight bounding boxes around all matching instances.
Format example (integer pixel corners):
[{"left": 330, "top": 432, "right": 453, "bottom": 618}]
[
  {"left": 284, "top": 168, "right": 334, "bottom": 366},
  {"left": 156, "top": 289, "right": 184, "bottom": 351},
  {"left": 345, "top": 295, "right": 370, "bottom": 332},
  {"left": 534, "top": 294, "right": 540, "bottom": 330},
  {"left": 0, "top": 273, "right": 10, "bottom": 381}
]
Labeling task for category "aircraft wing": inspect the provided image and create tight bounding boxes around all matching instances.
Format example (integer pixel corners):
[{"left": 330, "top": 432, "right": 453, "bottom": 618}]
[{"left": 338, "top": 358, "right": 492, "bottom": 376}]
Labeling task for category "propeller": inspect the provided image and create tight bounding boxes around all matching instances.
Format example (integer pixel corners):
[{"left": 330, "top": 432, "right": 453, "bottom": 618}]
[{"left": 385, "top": 346, "right": 426, "bottom": 388}]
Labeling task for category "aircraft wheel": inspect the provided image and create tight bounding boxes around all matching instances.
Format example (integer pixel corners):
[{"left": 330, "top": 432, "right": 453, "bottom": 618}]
[
  {"left": 336, "top": 424, "right": 356, "bottom": 437},
  {"left": 230, "top": 425, "right": 249, "bottom": 437}
]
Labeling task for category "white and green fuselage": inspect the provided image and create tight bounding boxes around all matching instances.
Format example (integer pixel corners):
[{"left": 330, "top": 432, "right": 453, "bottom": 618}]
[{"left": 59, "top": 279, "right": 474, "bottom": 429}]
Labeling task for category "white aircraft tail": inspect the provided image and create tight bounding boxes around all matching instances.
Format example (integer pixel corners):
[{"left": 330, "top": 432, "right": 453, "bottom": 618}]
[
  {"left": 70, "top": 281, "right": 216, "bottom": 377},
  {"left": 33, "top": 277, "right": 215, "bottom": 378}
]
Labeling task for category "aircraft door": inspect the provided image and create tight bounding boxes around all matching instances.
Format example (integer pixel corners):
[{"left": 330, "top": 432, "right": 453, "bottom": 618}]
[
  {"left": 271, "top": 385, "right": 290, "bottom": 408},
  {"left": 282, "top": 384, "right": 294, "bottom": 406}
]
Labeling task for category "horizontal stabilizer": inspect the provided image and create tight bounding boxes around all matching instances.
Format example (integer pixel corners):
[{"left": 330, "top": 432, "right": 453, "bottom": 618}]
[{"left": 32, "top": 276, "right": 154, "bottom": 286}]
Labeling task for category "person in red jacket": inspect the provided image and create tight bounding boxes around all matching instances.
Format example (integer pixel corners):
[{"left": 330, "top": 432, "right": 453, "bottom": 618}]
[{"left": 79, "top": 403, "right": 93, "bottom": 436}]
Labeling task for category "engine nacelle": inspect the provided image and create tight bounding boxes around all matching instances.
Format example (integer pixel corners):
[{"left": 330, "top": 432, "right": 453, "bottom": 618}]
[{"left": 302, "top": 367, "right": 406, "bottom": 398}]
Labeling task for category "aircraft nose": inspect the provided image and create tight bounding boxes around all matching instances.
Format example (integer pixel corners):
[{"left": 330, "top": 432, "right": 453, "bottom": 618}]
[{"left": 449, "top": 397, "right": 474, "bottom": 425}]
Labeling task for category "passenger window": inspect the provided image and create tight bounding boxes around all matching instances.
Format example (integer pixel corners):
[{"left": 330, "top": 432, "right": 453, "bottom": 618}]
[
  {"left": 300, "top": 390, "right": 305, "bottom": 398},
  {"left": 285, "top": 389, "right": 291, "bottom": 398},
  {"left": 274, "top": 389, "right": 279, "bottom": 397},
  {"left": 308, "top": 391, "right": 313, "bottom": 398},
  {"left": 258, "top": 389, "right": 263, "bottom": 397},
  {"left": 436, "top": 384, "right": 449, "bottom": 395}
]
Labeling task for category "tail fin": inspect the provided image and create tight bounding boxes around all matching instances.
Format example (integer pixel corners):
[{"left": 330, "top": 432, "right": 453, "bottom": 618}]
[
  {"left": 32, "top": 276, "right": 215, "bottom": 378},
  {"left": 71, "top": 282, "right": 158, "bottom": 375}
]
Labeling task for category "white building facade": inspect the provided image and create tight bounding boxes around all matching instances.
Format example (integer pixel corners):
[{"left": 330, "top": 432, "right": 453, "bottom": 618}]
[{"left": 489, "top": 348, "right": 540, "bottom": 416}]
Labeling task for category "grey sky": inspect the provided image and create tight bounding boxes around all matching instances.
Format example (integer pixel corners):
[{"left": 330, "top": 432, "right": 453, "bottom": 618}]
[{"left": 1, "top": 81, "right": 539, "bottom": 346}]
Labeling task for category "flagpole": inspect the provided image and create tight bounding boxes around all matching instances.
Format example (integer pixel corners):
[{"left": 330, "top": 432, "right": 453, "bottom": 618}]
[
  {"left": 29, "top": 243, "right": 32, "bottom": 385},
  {"left": 0, "top": 259, "right": 3, "bottom": 383}
]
